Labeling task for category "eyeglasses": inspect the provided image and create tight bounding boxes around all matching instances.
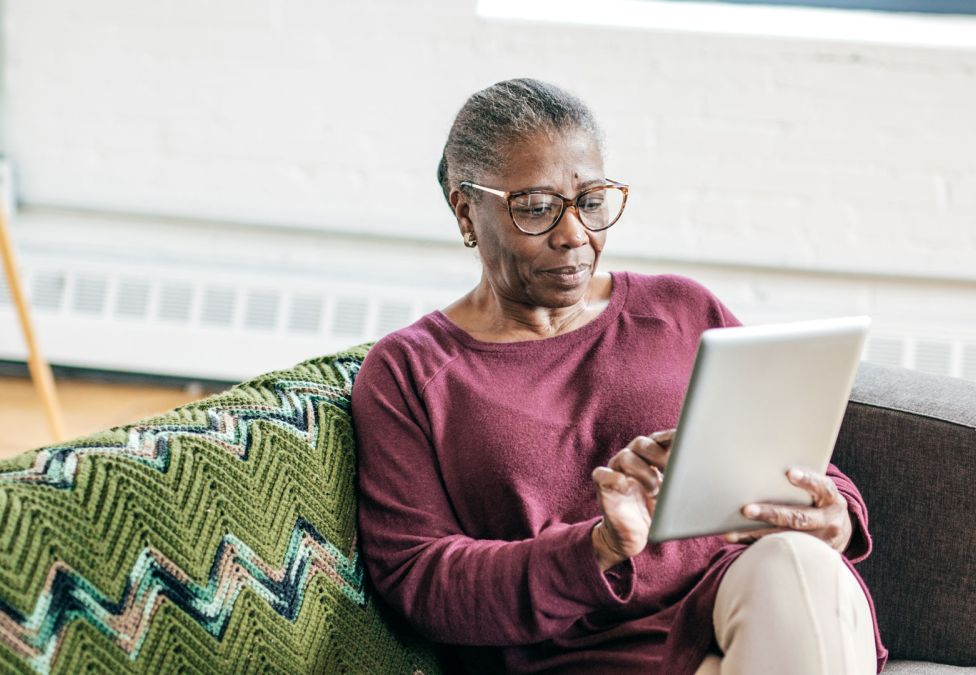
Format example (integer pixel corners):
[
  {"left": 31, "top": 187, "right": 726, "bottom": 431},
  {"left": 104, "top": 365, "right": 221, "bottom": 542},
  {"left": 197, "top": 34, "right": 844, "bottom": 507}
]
[{"left": 459, "top": 179, "right": 629, "bottom": 236}]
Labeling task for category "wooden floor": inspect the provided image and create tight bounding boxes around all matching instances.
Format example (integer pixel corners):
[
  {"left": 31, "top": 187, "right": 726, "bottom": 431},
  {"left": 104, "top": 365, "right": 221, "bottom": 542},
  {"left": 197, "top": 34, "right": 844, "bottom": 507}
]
[{"left": 0, "top": 376, "right": 208, "bottom": 460}]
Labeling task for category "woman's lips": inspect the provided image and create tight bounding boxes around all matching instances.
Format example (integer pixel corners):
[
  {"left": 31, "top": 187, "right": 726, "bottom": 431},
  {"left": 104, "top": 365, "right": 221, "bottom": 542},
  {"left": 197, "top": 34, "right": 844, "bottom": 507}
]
[{"left": 541, "top": 264, "right": 590, "bottom": 285}]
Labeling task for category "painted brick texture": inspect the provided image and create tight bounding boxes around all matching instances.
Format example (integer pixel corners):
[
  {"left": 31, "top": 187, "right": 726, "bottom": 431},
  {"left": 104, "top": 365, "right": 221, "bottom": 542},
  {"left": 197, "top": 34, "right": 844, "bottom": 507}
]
[{"left": 2, "top": 0, "right": 975, "bottom": 278}]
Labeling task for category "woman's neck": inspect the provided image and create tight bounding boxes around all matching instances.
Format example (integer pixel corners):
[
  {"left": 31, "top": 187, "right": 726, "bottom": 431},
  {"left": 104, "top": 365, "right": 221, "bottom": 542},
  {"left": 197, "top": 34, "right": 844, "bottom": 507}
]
[{"left": 443, "top": 273, "right": 612, "bottom": 343}]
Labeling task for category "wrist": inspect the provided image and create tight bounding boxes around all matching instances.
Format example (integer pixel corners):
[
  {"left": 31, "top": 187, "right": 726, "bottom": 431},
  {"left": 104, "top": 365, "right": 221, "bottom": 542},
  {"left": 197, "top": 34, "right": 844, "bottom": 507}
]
[
  {"left": 838, "top": 508, "right": 854, "bottom": 553},
  {"left": 591, "top": 521, "right": 627, "bottom": 572}
]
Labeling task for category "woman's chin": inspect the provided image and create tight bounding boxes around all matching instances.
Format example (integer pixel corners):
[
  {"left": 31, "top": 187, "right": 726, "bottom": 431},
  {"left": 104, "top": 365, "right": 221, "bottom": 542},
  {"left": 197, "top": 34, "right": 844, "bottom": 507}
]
[{"left": 533, "top": 272, "right": 592, "bottom": 306}]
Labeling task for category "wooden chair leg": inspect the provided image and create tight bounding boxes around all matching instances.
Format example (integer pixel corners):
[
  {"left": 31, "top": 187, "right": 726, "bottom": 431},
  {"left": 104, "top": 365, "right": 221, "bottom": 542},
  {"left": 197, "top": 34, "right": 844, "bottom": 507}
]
[{"left": 0, "top": 207, "right": 66, "bottom": 443}]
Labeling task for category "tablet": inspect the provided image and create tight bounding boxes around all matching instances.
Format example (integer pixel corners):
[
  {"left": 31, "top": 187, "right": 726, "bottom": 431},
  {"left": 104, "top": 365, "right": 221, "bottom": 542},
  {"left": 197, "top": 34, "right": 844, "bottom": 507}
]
[{"left": 647, "top": 315, "right": 870, "bottom": 543}]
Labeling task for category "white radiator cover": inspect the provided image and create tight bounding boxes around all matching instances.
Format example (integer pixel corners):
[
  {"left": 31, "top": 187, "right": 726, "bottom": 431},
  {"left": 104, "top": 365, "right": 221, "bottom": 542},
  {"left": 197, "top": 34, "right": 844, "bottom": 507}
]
[
  {"left": 1, "top": 207, "right": 974, "bottom": 384},
  {"left": 0, "top": 208, "right": 477, "bottom": 382}
]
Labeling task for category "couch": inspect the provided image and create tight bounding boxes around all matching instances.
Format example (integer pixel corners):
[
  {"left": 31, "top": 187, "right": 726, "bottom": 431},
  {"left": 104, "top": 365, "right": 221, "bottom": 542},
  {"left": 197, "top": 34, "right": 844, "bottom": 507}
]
[
  {"left": 0, "top": 345, "right": 972, "bottom": 673},
  {"left": 831, "top": 362, "right": 975, "bottom": 674}
]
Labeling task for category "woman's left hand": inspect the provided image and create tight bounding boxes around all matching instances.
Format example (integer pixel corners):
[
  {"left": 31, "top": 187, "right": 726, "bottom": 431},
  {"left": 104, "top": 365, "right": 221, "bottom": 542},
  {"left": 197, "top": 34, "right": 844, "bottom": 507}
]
[{"left": 723, "top": 467, "right": 853, "bottom": 553}]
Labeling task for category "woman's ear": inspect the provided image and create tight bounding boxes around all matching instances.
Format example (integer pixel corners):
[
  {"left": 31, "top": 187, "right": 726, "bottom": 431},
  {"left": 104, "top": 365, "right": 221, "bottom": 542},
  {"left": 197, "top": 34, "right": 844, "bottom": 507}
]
[{"left": 450, "top": 188, "right": 474, "bottom": 239}]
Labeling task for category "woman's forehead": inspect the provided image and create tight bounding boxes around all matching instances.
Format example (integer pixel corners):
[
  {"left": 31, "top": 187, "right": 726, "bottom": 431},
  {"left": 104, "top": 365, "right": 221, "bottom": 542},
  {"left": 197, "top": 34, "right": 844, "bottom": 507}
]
[{"left": 495, "top": 129, "right": 604, "bottom": 191}]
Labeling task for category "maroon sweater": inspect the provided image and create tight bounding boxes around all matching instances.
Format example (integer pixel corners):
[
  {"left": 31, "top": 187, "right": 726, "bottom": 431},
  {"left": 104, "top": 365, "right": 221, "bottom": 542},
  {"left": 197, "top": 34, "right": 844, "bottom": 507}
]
[{"left": 352, "top": 271, "right": 887, "bottom": 674}]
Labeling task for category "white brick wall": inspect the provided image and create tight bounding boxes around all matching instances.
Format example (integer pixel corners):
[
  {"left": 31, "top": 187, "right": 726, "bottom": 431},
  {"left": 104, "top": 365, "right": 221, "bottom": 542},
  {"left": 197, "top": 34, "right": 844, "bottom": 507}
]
[
  {"left": 3, "top": 0, "right": 975, "bottom": 279},
  {"left": 0, "top": 1, "right": 974, "bottom": 381}
]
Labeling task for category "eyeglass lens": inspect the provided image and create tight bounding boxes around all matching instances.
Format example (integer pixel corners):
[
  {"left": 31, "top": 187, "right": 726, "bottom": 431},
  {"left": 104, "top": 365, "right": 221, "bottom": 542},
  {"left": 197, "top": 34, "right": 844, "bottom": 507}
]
[{"left": 510, "top": 187, "right": 625, "bottom": 234}]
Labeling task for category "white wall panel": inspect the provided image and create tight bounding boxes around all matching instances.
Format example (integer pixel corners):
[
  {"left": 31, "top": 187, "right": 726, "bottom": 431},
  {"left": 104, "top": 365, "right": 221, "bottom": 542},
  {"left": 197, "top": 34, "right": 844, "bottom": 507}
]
[{"left": 2, "top": 0, "right": 975, "bottom": 280}]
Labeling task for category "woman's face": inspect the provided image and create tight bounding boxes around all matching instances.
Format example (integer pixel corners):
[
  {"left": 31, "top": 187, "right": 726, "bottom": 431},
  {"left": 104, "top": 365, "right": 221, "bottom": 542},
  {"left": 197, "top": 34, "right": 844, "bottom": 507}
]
[{"left": 457, "top": 128, "right": 609, "bottom": 310}]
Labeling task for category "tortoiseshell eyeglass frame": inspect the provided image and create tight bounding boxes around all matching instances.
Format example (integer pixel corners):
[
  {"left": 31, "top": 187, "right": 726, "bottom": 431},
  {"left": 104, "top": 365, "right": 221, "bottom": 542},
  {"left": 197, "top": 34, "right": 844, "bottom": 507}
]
[{"left": 458, "top": 178, "right": 630, "bottom": 236}]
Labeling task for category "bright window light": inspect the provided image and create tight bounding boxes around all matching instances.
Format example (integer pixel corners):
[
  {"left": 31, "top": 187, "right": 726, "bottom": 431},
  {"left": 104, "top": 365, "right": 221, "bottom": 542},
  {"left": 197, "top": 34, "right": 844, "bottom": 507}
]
[{"left": 476, "top": 0, "right": 976, "bottom": 50}]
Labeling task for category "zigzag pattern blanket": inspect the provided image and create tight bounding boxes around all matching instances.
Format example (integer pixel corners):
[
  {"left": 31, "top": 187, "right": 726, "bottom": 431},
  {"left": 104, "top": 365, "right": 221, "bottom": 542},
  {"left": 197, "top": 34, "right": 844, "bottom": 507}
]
[{"left": 0, "top": 345, "right": 441, "bottom": 673}]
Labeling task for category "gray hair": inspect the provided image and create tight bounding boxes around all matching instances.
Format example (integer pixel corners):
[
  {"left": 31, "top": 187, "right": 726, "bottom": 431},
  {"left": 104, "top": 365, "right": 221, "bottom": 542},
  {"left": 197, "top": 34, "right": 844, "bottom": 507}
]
[{"left": 436, "top": 78, "right": 605, "bottom": 210}]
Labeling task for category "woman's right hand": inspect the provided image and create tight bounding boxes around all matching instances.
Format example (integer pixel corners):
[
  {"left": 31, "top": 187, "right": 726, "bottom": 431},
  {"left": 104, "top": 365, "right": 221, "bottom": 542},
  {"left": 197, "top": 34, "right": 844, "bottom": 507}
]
[{"left": 590, "top": 429, "right": 675, "bottom": 571}]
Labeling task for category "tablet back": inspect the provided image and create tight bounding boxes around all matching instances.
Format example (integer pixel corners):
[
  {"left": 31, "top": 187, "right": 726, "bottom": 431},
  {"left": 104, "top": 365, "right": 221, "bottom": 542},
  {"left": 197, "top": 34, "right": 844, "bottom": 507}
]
[{"left": 648, "top": 315, "right": 870, "bottom": 543}]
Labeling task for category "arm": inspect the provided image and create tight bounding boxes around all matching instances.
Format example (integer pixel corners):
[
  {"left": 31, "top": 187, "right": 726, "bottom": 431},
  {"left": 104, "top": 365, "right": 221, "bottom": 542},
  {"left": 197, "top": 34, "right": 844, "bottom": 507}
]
[
  {"left": 351, "top": 343, "right": 634, "bottom": 647},
  {"left": 826, "top": 462, "right": 873, "bottom": 563}
]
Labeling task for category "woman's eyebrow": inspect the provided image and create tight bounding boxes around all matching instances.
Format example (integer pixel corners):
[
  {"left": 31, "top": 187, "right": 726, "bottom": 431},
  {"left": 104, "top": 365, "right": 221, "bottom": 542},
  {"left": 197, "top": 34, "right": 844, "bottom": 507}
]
[{"left": 519, "top": 178, "right": 605, "bottom": 193}]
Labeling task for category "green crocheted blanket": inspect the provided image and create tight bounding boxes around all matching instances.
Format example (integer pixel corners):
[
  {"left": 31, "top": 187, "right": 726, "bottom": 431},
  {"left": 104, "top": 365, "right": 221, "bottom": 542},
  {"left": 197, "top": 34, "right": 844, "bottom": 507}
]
[{"left": 0, "top": 345, "right": 441, "bottom": 674}]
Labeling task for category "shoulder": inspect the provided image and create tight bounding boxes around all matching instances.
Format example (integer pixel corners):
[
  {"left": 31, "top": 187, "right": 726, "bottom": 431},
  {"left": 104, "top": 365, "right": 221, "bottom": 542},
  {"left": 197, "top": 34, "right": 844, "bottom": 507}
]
[
  {"left": 354, "top": 312, "right": 463, "bottom": 397},
  {"left": 620, "top": 271, "right": 722, "bottom": 309},
  {"left": 618, "top": 271, "right": 740, "bottom": 329}
]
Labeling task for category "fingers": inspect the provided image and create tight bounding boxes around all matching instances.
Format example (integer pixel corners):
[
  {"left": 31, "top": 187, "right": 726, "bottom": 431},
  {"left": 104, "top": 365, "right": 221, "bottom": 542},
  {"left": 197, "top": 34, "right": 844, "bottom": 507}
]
[
  {"left": 738, "top": 469, "right": 843, "bottom": 530},
  {"left": 624, "top": 433, "right": 672, "bottom": 470},
  {"left": 605, "top": 450, "right": 664, "bottom": 496},
  {"left": 591, "top": 466, "right": 635, "bottom": 494},
  {"left": 592, "top": 466, "right": 658, "bottom": 518},
  {"left": 740, "top": 502, "right": 826, "bottom": 532},
  {"left": 786, "top": 467, "right": 843, "bottom": 508},
  {"left": 649, "top": 428, "right": 676, "bottom": 450},
  {"left": 729, "top": 469, "right": 850, "bottom": 550},
  {"left": 594, "top": 431, "right": 673, "bottom": 505},
  {"left": 592, "top": 467, "right": 654, "bottom": 501}
]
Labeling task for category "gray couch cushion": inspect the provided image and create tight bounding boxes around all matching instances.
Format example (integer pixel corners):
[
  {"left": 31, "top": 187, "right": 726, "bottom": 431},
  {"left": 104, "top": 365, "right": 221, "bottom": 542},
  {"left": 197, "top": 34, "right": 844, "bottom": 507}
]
[
  {"left": 831, "top": 363, "right": 976, "bottom": 667},
  {"left": 884, "top": 660, "right": 976, "bottom": 674}
]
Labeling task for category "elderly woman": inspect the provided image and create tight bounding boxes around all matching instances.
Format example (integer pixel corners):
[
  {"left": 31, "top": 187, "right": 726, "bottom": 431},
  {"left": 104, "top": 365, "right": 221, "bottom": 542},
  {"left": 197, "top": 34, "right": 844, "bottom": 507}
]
[{"left": 351, "top": 78, "right": 887, "bottom": 674}]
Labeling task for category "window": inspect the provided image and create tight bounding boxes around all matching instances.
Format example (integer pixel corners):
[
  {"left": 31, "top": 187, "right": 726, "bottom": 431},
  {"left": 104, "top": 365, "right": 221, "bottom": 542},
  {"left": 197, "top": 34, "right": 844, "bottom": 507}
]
[
  {"left": 477, "top": 0, "right": 976, "bottom": 49},
  {"left": 660, "top": 0, "right": 976, "bottom": 15}
]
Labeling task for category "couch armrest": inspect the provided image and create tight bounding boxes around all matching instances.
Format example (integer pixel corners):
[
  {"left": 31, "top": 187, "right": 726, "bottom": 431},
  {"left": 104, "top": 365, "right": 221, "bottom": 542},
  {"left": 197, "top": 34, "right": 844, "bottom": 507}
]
[{"left": 831, "top": 362, "right": 976, "bottom": 667}]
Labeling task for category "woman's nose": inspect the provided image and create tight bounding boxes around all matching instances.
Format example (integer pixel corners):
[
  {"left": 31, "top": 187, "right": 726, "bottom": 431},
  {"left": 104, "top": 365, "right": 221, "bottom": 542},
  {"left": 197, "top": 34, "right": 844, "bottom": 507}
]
[{"left": 549, "top": 205, "right": 589, "bottom": 249}]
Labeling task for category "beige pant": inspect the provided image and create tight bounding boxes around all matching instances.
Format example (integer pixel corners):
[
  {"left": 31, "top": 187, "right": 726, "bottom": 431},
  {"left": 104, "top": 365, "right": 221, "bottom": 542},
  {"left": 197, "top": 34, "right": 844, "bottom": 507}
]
[{"left": 693, "top": 531, "right": 876, "bottom": 675}]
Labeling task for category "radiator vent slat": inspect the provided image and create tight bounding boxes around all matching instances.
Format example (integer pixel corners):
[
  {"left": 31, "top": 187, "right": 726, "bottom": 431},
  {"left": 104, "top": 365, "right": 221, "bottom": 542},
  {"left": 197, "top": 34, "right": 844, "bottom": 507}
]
[
  {"left": 376, "top": 300, "right": 413, "bottom": 336},
  {"left": 32, "top": 272, "right": 66, "bottom": 311},
  {"left": 244, "top": 290, "right": 279, "bottom": 330},
  {"left": 115, "top": 279, "right": 150, "bottom": 319},
  {"left": 866, "top": 337, "right": 903, "bottom": 368},
  {"left": 72, "top": 276, "right": 108, "bottom": 315},
  {"left": 201, "top": 287, "right": 236, "bottom": 327},
  {"left": 914, "top": 340, "right": 953, "bottom": 376},
  {"left": 287, "top": 294, "right": 323, "bottom": 334},
  {"left": 158, "top": 283, "right": 193, "bottom": 323},
  {"left": 963, "top": 345, "right": 976, "bottom": 383},
  {"left": 332, "top": 298, "right": 368, "bottom": 337}
]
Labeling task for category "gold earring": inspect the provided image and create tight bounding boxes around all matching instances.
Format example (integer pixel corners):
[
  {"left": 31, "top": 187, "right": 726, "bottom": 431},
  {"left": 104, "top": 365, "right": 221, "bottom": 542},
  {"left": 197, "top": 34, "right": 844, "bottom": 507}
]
[{"left": 463, "top": 232, "right": 478, "bottom": 248}]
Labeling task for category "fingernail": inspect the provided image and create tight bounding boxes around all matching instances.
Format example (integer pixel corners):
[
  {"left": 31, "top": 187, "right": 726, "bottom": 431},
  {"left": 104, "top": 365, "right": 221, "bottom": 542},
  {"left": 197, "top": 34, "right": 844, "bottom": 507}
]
[
  {"left": 724, "top": 533, "right": 737, "bottom": 543},
  {"left": 743, "top": 504, "right": 760, "bottom": 517},
  {"left": 789, "top": 468, "right": 804, "bottom": 480}
]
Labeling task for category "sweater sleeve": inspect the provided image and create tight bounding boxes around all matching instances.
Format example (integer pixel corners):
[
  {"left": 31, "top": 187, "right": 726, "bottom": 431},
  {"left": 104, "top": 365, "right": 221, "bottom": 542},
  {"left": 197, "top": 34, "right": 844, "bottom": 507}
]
[
  {"left": 351, "top": 339, "right": 635, "bottom": 647},
  {"left": 826, "top": 462, "right": 874, "bottom": 563}
]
